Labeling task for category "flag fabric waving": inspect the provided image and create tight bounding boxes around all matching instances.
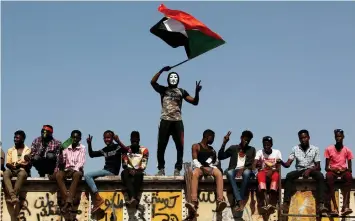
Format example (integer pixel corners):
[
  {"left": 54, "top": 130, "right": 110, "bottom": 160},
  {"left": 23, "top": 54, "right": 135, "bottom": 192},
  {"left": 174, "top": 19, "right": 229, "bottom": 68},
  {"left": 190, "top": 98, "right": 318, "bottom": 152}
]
[
  {"left": 61, "top": 137, "right": 73, "bottom": 149},
  {"left": 150, "top": 4, "right": 225, "bottom": 60}
]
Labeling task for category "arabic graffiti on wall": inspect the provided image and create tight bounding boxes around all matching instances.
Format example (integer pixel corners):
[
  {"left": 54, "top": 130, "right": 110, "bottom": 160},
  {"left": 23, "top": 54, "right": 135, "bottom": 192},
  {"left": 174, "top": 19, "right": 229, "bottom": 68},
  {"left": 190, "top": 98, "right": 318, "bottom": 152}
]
[{"left": 1, "top": 191, "right": 89, "bottom": 221}]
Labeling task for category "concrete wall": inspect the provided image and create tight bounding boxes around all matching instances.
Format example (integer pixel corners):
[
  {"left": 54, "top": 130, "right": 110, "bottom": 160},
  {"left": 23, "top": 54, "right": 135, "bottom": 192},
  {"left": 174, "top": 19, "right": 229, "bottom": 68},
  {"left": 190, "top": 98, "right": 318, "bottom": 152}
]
[{"left": 1, "top": 176, "right": 355, "bottom": 221}]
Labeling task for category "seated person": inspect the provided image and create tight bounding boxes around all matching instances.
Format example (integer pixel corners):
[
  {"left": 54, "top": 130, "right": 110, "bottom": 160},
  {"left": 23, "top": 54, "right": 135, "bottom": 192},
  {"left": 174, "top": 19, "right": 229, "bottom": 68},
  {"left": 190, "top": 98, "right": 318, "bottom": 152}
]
[
  {"left": 54, "top": 130, "right": 85, "bottom": 213},
  {"left": 218, "top": 130, "right": 256, "bottom": 211},
  {"left": 278, "top": 129, "right": 328, "bottom": 214},
  {"left": 253, "top": 136, "right": 281, "bottom": 212},
  {"left": 84, "top": 130, "right": 128, "bottom": 213},
  {"left": 30, "top": 125, "right": 62, "bottom": 177},
  {"left": 1, "top": 144, "right": 5, "bottom": 176},
  {"left": 324, "top": 129, "right": 353, "bottom": 216},
  {"left": 185, "top": 129, "right": 227, "bottom": 215},
  {"left": 121, "top": 131, "right": 149, "bottom": 208},
  {"left": 3, "top": 130, "right": 31, "bottom": 204}
]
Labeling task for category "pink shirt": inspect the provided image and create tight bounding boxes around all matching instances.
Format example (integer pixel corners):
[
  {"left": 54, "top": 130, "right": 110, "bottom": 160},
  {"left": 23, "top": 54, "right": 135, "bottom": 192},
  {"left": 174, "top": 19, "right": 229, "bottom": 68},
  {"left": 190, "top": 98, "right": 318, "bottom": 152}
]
[
  {"left": 62, "top": 144, "right": 86, "bottom": 172},
  {"left": 324, "top": 145, "right": 353, "bottom": 170}
]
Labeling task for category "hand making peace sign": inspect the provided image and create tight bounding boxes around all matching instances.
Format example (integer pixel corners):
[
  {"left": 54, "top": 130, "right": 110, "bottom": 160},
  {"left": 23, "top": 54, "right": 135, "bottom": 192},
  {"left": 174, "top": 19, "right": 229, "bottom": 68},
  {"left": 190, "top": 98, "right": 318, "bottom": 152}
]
[{"left": 196, "top": 80, "right": 202, "bottom": 92}]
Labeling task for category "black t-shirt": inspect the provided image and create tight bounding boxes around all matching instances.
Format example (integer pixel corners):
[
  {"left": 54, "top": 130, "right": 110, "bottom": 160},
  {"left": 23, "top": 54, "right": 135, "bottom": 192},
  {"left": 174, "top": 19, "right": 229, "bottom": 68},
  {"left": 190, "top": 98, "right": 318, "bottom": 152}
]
[{"left": 89, "top": 144, "right": 128, "bottom": 175}]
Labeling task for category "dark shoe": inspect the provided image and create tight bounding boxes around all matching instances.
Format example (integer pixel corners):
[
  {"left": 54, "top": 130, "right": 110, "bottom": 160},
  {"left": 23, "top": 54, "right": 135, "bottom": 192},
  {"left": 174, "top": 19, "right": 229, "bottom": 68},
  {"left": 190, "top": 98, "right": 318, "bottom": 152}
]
[
  {"left": 126, "top": 198, "right": 138, "bottom": 208},
  {"left": 185, "top": 202, "right": 198, "bottom": 214},
  {"left": 174, "top": 169, "right": 181, "bottom": 176},
  {"left": 216, "top": 201, "right": 227, "bottom": 212},
  {"left": 341, "top": 208, "right": 353, "bottom": 216},
  {"left": 155, "top": 169, "right": 165, "bottom": 176},
  {"left": 318, "top": 203, "right": 328, "bottom": 215},
  {"left": 329, "top": 210, "right": 339, "bottom": 217},
  {"left": 91, "top": 193, "right": 104, "bottom": 213},
  {"left": 61, "top": 202, "right": 71, "bottom": 214},
  {"left": 10, "top": 194, "right": 20, "bottom": 205}
]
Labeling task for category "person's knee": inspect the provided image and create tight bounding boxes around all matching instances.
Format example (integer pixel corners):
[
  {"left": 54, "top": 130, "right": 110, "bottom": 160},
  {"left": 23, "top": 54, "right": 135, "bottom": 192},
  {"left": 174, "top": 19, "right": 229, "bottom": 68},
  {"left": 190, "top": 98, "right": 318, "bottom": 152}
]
[
  {"left": 73, "top": 171, "right": 83, "bottom": 180},
  {"left": 3, "top": 169, "right": 11, "bottom": 178},
  {"left": 226, "top": 169, "right": 235, "bottom": 178},
  {"left": 192, "top": 168, "right": 202, "bottom": 178},
  {"left": 213, "top": 168, "right": 222, "bottom": 178},
  {"left": 343, "top": 171, "right": 352, "bottom": 182},
  {"left": 18, "top": 171, "right": 28, "bottom": 179},
  {"left": 55, "top": 171, "right": 64, "bottom": 180},
  {"left": 46, "top": 153, "right": 56, "bottom": 160},
  {"left": 272, "top": 172, "right": 280, "bottom": 180},
  {"left": 313, "top": 171, "right": 324, "bottom": 180},
  {"left": 243, "top": 169, "right": 251, "bottom": 178},
  {"left": 325, "top": 171, "right": 334, "bottom": 181}
]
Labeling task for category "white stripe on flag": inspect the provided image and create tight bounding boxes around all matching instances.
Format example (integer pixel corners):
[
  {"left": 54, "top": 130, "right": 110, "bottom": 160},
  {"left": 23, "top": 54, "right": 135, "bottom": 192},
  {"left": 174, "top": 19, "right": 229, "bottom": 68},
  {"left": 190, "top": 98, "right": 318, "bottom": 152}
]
[{"left": 163, "top": 18, "right": 188, "bottom": 37}]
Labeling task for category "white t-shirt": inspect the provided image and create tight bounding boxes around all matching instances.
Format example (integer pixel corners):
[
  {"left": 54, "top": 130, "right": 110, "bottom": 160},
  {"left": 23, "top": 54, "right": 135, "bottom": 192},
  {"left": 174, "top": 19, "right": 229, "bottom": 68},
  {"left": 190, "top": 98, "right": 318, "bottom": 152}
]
[
  {"left": 255, "top": 149, "right": 282, "bottom": 169},
  {"left": 236, "top": 152, "right": 246, "bottom": 169}
]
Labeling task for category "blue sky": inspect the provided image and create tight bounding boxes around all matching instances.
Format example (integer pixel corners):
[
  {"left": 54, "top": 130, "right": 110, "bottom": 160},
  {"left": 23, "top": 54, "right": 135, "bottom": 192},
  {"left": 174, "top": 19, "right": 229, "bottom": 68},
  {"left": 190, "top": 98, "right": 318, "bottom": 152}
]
[{"left": 1, "top": 2, "right": 355, "bottom": 177}]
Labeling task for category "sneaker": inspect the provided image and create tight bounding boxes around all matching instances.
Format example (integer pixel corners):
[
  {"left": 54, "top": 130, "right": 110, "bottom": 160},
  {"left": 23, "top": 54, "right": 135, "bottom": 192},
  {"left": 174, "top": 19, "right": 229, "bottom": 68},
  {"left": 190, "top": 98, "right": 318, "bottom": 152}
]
[
  {"left": 155, "top": 169, "right": 165, "bottom": 176},
  {"left": 174, "top": 169, "right": 181, "bottom": 176},
  {"left": 216, "top": 201, "right": 227, "bottom": 212},
  {"left": 185, "top": 202, "right": 198, "bottom": 213},
  {"left": 341, "top": 208, "right": 353, "bottom": 216},
  {"left": 318, "top": 203, "right": 328, "bottom": 215}
]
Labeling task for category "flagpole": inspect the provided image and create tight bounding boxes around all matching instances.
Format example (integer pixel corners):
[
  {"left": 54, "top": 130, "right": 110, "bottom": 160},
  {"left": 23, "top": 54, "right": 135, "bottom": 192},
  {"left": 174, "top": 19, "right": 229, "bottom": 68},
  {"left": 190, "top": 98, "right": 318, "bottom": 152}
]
[{"left": 171, "top": 59, "right": 189, "bottom": 69}]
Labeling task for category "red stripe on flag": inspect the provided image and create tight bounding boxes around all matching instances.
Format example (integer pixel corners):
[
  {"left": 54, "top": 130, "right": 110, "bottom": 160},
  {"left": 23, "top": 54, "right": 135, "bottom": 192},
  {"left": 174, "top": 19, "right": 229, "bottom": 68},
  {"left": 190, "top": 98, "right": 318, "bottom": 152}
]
[{"left": 158, "top": 4, "right": 223, "bottom": 40}]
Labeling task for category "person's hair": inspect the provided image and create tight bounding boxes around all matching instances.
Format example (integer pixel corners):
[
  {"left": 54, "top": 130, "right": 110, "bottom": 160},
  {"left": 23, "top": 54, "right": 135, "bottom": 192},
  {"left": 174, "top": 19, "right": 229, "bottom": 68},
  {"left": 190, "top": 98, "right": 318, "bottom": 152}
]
[
  {"left": 241, "top": 130, "right": 253, "bottom": 139},
  {"left": 71, "top": 130, "right": 82, "bottom": 137},
  {"left": 203, "top": 129, "right": 215, "bottom": 138},
  {"left": 298, "top": 129, "right": 309, "bottom": 137},
  {"left": 334, "top": 129, "right": 344, "bottom": 135},
  {"left": 103, "top": 130, "right": 114, "bottom": 137},
  {"left": 14, "top": 130, "right": 26, "bottom": 140},
  {"left": 131, "top": 131, "right": 140, "bottom": 139}
]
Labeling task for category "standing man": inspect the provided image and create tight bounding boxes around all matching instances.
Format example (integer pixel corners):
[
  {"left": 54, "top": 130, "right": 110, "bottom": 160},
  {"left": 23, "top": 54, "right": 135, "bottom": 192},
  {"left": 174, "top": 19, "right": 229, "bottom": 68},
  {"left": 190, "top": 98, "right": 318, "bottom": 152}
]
[
  {"left": 84, "top": 130, "right": 128, "bottom": 213},
  {"left": 3, "top": 130, "right": 31, "bottom": 204},
  {"left": 278, "top": 129, "right": 328, "bottom": 214},
  {"left": 324, "top": 129, "right": 353, "bottom": 216},
  {"left": 54, "top": 130, "right": 86, "bottom": 213},
  {"left": 185, "top": 129, "right": 227, "bottom": 215},
  {"left": 218, "top": 130, "right": 256, "bottom": 211},
  {"left": 151, "top": 66, "right": 202, "bottom": 176},
  {"left": 253, "top": 136, "right": 281, "bottom": 212},
  {"left": 30, "top": 125, "right": 62, "bottom": 177},
  {"left": 121, "top": 131, "right": 149, "bottom": 208}
]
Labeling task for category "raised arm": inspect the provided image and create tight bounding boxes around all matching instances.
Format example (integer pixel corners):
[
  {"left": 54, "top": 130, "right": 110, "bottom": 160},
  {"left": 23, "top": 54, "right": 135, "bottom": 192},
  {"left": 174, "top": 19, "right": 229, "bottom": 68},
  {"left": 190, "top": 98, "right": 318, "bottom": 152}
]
[
  {"left": 218, "top": 131, "right": 233, "bottom": 160},
  {"left": 151, "top": 66, "right": 171, "bottom": 93},
  {"left": 86, "top": 135, "right": 103, "bottom": 158},
  {"left": 184, "top": 81, "right": 202, "bottom": 106}
]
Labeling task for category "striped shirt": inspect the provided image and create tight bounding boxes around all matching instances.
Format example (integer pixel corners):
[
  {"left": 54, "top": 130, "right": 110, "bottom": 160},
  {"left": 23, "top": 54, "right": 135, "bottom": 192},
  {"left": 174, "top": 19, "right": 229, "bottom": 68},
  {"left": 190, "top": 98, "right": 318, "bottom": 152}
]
[{"left": 61, "top": 144, "right": 86, "bottom": 172}]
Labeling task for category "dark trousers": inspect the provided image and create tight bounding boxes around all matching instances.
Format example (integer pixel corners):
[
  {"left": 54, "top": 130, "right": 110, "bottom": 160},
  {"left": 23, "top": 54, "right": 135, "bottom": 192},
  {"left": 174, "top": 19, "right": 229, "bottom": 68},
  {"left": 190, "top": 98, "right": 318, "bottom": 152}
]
[
  {"left": 283, "top": 170, "right": 325, "bottom": 203},
  {"left": 157, "top": 119, "right": 184, "bottom": 170},
  {"left": 121, "top": 169, "right": 144, "bottom": 199},
  {"left": 32, "top": 153, "right": 57, "bottom": 176},
  {"left": 326, "top": 171, "right": 352, "bottom": 208},
  {"left": 55, "top": 170, "right": 83, "bottom": 204}
]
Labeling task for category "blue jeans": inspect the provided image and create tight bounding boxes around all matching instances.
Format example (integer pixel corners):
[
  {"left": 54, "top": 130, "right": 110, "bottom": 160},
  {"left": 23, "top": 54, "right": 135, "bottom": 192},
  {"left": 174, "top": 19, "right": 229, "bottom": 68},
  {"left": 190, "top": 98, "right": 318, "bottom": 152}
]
[
  {"left": 227, "top": 168, "right": 253, "bottom": 201},
  {"left": 84, "top": 169, "right": 113, "bottom": 193}
]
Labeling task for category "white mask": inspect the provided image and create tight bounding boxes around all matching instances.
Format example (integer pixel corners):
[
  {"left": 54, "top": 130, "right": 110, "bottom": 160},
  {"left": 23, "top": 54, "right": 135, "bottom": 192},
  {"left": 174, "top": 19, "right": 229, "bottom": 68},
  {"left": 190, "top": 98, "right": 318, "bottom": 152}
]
[{"left": 168, "top": 73, "right": 179, "bottom": 86}]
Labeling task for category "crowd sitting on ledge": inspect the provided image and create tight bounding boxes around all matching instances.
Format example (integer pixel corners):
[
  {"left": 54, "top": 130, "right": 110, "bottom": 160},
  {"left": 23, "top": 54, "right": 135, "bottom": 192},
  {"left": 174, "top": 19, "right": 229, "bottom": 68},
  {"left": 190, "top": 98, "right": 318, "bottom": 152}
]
[
  {"left": 0, "top": 125, "right": 353, "bottom": 217},
  {"left": 0, "top": 68, "right": 353, "bottom": 217}
]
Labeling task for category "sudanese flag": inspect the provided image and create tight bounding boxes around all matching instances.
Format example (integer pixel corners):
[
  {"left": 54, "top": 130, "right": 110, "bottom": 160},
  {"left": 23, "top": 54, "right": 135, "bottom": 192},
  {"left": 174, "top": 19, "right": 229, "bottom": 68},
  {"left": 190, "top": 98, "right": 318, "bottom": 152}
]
[{"left": 150, "top": 4, "right": 225, "bottom": 59}]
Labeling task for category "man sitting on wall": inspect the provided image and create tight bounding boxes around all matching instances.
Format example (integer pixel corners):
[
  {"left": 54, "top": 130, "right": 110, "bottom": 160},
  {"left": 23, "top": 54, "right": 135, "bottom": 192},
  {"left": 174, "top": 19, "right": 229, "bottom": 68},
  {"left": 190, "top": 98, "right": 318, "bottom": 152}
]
[
  {"left": 121, "top": 131, "right": 149, "bottom": 208},
  {"left": 324, "top": 129, "right": 353, "bottom": 216},
  {"left": 30, "top": 125, "right": 62, "bottom": 177},
  {"left": 185, "top": 129, "right": 227, "bottom": 215},
  {"left": 54, "top": 130, "right": 86, "bottom": 213},
  {"left": 1, "top": 143, "right": 5, "bottom": 176},
  {"left": 84, "top": 130, "right": 128, "bottom": 213},
  {"left": 3, "top": 130, "right": 31, "bottom": 204},
  {"left": 278, "top": 129, "right": 328, "bottom": 214},
  {"left": 218, "top": 130, "right": 256, "bottom": 211},
  {"left": 253, "top": 136, "right": 281, "bottom": 213}
]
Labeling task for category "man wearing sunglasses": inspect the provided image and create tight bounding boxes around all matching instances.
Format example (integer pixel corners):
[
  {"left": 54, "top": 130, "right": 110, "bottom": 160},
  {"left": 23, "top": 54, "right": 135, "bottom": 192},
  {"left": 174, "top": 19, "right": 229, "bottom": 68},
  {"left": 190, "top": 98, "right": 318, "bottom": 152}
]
[
  {"left": 28, "top": 125, "right": 62, "bottom": 177},
  {"left": 324, "top": 129, "right": 353, "bottom": 216}
]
